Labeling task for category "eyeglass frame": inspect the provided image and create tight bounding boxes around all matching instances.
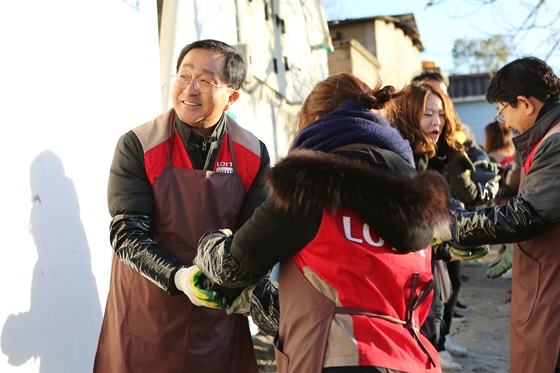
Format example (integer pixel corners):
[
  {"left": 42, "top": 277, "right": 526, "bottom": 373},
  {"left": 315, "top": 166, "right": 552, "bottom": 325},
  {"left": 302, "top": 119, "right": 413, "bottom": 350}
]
[
  {"left": 172, "top": 74, "right": 231, "bottom": 93},
  {"left": 495, "top": 103, "right": 510, "bottom": 123}
]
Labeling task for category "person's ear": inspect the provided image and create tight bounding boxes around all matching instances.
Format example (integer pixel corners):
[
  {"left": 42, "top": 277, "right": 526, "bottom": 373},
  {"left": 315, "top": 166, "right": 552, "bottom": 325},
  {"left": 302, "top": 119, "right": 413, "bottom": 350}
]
[
  {"left": 516, "top": 95, "right": 537, "bottom": 115},
  {"left": 224, "top": 90, "right": 240, "bottom": 111}
]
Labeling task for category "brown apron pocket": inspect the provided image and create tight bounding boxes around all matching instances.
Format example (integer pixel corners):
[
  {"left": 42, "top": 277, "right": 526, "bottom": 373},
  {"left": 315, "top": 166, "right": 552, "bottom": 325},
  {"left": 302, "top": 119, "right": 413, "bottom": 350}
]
[
  {"left": 512, "top": 243, "right": 540, "bottom": 325},
  {"left": 273, "top": 333, "right": 290, "bottom": 373}
]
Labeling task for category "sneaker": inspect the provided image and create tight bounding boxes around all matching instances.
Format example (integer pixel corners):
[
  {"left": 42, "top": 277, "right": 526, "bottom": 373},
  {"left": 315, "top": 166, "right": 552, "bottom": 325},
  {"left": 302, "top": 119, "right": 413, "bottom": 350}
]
[
  {"left": 456, "top": 300, "right": 469, "bottom": 313},
  {"left": 444, "top": 335, "right": 468, "bottom": 357},
  {"left": 452, "top": 312, "right": 466, "bottom": 323},
  {"left": 438, "top": 350, "right": 462, "bottom": 371}
]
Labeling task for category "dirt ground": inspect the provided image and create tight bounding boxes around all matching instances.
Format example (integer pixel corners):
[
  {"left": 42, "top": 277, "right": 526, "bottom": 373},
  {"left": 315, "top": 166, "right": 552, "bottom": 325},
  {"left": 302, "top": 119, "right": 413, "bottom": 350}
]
[{"left": 253, "top": 246, "right": 512, "bottom": 372}]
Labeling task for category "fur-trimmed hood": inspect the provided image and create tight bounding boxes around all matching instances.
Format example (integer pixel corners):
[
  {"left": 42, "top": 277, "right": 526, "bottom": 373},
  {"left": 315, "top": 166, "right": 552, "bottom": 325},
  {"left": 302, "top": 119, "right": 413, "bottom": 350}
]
[{"left": 266, "top": 148, "right": 452, "bottom": 252}]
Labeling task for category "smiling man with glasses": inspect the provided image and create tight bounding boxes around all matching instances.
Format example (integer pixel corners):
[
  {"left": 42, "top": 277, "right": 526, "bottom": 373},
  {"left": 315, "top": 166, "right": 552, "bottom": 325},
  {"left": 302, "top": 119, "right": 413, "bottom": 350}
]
[
  {"left": 94, "top": 39, "right": 270, "bottom": 373},
  {"left": 437, "top": 57, "right": 560, "bottom": 373}
]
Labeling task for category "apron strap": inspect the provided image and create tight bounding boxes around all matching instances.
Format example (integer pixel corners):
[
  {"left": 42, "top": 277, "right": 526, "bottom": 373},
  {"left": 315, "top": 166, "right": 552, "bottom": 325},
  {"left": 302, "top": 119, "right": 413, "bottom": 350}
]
[
  {"left": 167, "top": 127, "right": 176, "bottom": 168},
  {"left": 225, "top": 121, "right": 239, "bottom": 174},
  {"left": 335, "top": 273, "right": 437, "bottom": 367}
]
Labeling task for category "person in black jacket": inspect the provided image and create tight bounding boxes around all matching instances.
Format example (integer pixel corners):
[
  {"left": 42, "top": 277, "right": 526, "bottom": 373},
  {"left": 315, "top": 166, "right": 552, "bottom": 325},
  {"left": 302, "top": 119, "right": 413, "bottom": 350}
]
[
  {"left": 183, "top": 73, "right": 454, "bottom": 373},
  {"left": 94, "top": 39, "right": 270, "bottom": 373}
]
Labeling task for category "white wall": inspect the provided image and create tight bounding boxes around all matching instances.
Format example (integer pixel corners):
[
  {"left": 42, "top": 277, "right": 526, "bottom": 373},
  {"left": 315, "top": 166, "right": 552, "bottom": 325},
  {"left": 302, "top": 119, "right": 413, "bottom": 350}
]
[{"left": 0, "top": 0, "right": 161, "bottom": 371}]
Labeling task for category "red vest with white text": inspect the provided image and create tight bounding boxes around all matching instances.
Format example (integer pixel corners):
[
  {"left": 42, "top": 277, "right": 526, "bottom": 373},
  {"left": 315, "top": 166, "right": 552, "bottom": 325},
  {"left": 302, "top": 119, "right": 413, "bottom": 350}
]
[
  {"left": 135, "top": 110, "right": 261, "bottom": 192},
  {"left": 290, "top": 208, "right": 438, "bottom": 371}
]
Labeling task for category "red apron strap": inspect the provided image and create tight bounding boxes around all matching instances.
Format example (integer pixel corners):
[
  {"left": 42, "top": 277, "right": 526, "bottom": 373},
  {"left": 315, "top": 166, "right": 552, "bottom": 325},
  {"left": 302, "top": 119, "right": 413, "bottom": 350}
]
[{"left": 524, "top": 122, "right": 560, "bottom": 174}]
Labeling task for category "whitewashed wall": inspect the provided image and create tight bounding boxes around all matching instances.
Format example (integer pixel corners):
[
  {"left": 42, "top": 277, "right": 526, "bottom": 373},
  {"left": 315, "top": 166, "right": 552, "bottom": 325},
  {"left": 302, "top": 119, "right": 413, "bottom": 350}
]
[
  {"left": 0, "top": 0, "right": 330, "bottom": 371},
  {"left": 0, "top": 0, "right": 161, "bottom": 371}
]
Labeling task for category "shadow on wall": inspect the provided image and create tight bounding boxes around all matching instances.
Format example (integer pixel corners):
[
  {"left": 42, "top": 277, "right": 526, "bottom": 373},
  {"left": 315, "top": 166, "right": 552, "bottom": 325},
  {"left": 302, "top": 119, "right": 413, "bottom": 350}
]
[{"left": 1, "top": 150, "right": 102, "bottom": 372}]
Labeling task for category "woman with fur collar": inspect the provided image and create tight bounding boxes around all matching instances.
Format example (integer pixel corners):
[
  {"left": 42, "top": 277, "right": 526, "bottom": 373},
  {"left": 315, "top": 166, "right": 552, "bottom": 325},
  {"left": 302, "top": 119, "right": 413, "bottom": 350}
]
[{"left": 182, "top": 74, "right": 451, "bottom": 373}]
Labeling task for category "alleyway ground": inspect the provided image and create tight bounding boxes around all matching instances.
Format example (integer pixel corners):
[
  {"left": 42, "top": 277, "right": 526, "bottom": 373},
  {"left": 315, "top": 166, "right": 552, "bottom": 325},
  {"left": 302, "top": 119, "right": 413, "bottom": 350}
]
[{"left": 254, "top": 246, "right": 512, "bottom": 372}]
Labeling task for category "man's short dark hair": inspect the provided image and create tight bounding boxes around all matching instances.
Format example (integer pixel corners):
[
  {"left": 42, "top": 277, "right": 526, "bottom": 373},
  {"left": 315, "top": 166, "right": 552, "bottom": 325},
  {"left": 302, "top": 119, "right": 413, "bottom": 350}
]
[
  {"left": 411, "top": 71, "right": 449, "bottom": 88},
  {"left": 486, "top": 56, "right": 560, "bottom": 106},
  {"left": 176, "top": 39, "right": 247, "bottom": 90}
]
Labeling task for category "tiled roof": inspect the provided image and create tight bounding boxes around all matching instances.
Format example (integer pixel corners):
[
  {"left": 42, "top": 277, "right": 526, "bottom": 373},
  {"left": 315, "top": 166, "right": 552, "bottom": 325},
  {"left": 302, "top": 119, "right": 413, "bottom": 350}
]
[{"left": 449, "top": 73, "right": 492, "bottom": 99}]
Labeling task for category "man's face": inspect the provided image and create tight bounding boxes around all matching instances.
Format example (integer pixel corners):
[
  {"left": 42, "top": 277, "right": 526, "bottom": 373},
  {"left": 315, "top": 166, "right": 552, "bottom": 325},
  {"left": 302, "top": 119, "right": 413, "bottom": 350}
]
[
  {"left": 497, "top": 99, "right": 537, "bottom": 134},
  {"left": 172, "top": 48, "right": 238, "bottom": 132}
]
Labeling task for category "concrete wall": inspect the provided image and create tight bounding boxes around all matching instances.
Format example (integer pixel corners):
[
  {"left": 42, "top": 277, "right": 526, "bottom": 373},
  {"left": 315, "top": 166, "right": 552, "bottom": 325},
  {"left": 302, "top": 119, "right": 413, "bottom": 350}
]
[
  {"left": 328, "top": 19, "right": 422, "bottom": 91},
  {"left": 328, "top": 39, "right": 381, "bottom": 89},
  {"left": 373, "top": 19, "right": 422, "bottom": 90}
]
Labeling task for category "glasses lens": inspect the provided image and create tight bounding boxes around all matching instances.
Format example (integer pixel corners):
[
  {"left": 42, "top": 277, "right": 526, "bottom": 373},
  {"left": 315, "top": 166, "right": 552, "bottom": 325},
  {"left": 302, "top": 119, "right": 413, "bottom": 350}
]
[
  {"left": 196, "top": 80, "right": 214, "bottom": 93},
  {"left": 173, "top": 76, "right": 214, "bottom": 93},
  {"left": 173, "top": 75, "right": 188, "bottom": 89},
  {"left": 495, "top": 105, "right": 507, "bottom": 123}
]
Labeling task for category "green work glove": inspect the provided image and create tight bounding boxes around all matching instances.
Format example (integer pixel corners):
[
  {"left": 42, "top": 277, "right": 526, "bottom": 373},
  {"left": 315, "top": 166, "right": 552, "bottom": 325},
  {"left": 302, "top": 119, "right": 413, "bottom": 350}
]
[
  {"left": 175, "top": 266, "right": 228, "bottom": 309},
  {"left": 486, "top": 244, "right": 514, "bottom": 279},
  {"left": 449, "top": 243, "right": 489, "bottom": 261}
]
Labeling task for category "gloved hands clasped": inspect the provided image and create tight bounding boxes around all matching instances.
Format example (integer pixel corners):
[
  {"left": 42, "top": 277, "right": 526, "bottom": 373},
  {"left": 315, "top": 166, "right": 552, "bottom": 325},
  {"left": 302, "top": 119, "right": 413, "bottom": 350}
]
[
  {"left": 175, "top": 266, "right": 228, "bottom": 309},
  {"left": 432, "top": 239, "right": 489, "bottom": 262},
  {"left": 175, "top": 265, "right": 263, "bottom": 317}
]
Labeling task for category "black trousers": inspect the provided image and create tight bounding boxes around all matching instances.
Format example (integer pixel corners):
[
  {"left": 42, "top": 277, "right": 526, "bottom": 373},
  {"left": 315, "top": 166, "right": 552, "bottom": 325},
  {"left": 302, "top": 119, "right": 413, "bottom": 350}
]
[{"left": 426, "top": 262, "right": 445, "bottom": 351}]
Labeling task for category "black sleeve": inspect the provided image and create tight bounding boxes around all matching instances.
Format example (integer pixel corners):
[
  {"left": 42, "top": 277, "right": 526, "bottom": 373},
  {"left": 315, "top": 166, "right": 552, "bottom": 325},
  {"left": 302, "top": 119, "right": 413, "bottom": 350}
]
[
  {"left": 194, "top": 198, "right": 320, "bottom": 295},
  {"left": 108, "top": 131, "right": 153, "bottom": 216},
  {"left": 454, "top": 197, "right": 547, "bottom": 246},
  {"left": 231, "top": 198, "right": 321, "bottom": 275},
  {"left": 110, "top": 214, "right": 184, "bottom": 294},
  {"left": 107, "top": 131, "right": 183, "bottom": 294}
]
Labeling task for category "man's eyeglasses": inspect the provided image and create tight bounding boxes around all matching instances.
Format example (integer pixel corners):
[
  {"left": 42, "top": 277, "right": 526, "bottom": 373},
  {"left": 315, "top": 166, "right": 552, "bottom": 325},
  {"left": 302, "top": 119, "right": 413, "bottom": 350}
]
[
  {"left": 172, "top": 75, "right": 229, "bottom": 93},
  {"left": 495, "top": 103, "right": 509, "bottom": 123}
]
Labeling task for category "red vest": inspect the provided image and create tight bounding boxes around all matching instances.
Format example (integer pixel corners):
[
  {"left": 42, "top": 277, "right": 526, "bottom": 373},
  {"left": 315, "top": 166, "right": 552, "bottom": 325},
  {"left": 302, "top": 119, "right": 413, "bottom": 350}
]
[
  {"left": 277, "top": 209, "right": 439, "bottom": 372},
  {"left": 138, "top": 110, "right": 261, "bottom": 192},
  {"left": 94, "top": 109, "right": 262, "bottom": 372}
]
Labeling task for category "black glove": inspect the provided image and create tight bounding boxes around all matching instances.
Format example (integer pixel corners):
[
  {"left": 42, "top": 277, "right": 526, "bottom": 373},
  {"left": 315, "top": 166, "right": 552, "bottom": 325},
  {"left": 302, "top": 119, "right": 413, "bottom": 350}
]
[
  {"left": 433, "top": 241, "right": 489, "bottom": 261},
  {"left": 471, "top": 160, "right": 500, "bottom": 183}
]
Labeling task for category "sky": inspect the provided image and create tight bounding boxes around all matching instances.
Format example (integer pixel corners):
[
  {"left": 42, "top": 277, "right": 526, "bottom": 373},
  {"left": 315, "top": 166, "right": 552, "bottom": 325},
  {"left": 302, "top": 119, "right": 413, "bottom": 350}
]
[{"left": 321, "top": 0, "right": 560, "bottom": 75}]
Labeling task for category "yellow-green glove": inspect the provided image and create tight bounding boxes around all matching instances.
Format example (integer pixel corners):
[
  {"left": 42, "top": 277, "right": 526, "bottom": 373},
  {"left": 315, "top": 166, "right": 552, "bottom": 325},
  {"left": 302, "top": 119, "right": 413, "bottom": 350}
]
[
  {"left": 449, "top": 244, "right": 489, "bottom": 261},
  {"left": 175, "top": 266, "right": 228, "bottom": 309},
  {"left": 486, "top": 244, "right": 513, "bottom": 279}
]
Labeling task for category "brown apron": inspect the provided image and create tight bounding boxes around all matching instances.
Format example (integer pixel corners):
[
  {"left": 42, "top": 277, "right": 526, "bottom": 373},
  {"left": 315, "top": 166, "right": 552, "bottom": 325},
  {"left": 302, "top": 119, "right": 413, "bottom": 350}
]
[
  {"left": 274, "top": 258, "right": 436, "bottom": 373},
  {"left": 510, "top": 124, "right": 560, "bottom": 373},
  {"left": 95, "top": 127, "right": 258, "bottom": 373}
]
